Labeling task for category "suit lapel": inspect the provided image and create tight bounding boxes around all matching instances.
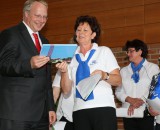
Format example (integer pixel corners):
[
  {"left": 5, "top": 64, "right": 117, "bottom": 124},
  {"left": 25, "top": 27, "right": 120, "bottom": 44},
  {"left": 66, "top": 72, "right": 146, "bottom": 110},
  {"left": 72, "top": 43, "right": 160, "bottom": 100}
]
[
  {"left": 18, "top": 22, "right": 39, "bottom": 55},
  {"left": 39, "top": 33, "right": 48, "bottom": 45}
]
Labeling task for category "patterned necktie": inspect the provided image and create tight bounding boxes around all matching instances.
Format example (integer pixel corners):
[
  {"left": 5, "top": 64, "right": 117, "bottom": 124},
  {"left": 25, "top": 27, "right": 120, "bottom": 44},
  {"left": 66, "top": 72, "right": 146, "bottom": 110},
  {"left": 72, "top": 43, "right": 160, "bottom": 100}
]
[
  {"left": 76, "top": 49, "right": 95, "bottom": 101},
  {"left": 33, "top": 33, "right": 41, "bottom": 53}
]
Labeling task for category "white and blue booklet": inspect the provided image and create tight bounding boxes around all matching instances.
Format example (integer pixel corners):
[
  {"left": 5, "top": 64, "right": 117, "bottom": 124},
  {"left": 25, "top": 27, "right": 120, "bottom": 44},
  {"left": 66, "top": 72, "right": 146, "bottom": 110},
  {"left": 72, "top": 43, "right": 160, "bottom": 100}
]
[
  {"left": 40, "top": 44, "right": 77, "bottom": 63},
  {"left": 147, "top": 98, "right": 160, "bottom": 113},
  {"left": 76, "top": 74, "right": 102, "bottom": 100},
  {"left": 116, "top": 107, "right": 144, "bottom": 118}
]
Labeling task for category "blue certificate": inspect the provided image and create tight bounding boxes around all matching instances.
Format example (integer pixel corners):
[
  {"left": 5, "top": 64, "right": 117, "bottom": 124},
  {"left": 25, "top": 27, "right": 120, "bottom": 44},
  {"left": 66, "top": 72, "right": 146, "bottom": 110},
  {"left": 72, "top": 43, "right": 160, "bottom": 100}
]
[{"left": 40, "top": 44, "right": 77, "bottom": 63}]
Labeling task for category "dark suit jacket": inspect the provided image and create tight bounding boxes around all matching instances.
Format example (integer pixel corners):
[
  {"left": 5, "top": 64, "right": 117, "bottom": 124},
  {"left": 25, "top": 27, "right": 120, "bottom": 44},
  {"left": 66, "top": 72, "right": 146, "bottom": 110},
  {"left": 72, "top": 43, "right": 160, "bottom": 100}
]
[{"left": 0, "top": 22, "right": 55, "bottom": 121}]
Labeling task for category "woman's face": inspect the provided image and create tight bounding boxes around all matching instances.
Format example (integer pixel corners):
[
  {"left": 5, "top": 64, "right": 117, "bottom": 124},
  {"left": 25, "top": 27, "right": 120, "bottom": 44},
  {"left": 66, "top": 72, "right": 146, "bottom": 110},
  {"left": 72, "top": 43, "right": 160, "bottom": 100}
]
[
  {"left": 126, "top": 48, "right": 142, "bottom": 62},
  {"left": 75, "top": 22, "right": 96, "bottom": 45}
]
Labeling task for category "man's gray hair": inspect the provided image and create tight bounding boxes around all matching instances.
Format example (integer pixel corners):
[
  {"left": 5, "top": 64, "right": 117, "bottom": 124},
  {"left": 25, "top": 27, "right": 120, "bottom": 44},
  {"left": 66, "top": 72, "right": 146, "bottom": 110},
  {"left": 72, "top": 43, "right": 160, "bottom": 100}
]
[{"left": 23, "top": 0, "right": 48, "bottom": 13}]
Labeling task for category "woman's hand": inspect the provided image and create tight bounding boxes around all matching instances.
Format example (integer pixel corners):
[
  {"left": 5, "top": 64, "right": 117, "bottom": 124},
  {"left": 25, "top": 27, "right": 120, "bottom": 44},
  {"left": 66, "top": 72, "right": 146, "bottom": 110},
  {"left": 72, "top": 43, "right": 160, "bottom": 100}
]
[
  {"left": 128, "top": 105, "right": 135, "bottom": 116},
  {"left": 90, "top": 69, "right": 121, "bottom": 87},
  {"left": 55, "top": 61, "right": 68, "bottom": 73},
  {"left": 55, "top": 61, "right": 72, "bottom": 95},
  {"left": 90, "top": 70, "right": 105, "bottom": 80},
  {"left": 125, "top": 96, "right": 144, "bottom": 108}
]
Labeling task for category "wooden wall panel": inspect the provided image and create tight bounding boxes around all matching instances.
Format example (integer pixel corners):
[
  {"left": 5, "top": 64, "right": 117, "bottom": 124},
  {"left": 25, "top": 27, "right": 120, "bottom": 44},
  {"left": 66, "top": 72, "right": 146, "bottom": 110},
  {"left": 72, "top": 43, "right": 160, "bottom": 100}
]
[
  {"left": 95, "top": 9, "right": 126, "bottom": 29},
  {"left": 145, "top": 23, "right": 160, "bottom": 44},
  {"left": 0, "top": 0, "right": 25, "bottom": 30},
  {"left": 124, "top": 25, "right": 144, "bottom": 42},
  {"left": 101, "top": 25, "right": 144, "bottom": 47},
  {"left": 45, "top": 5, "right": 145, "bottom": 45},
  {"left": 49, "top": 0, "right": 144, "bottom": 18},
  {"left": 145, "top": 3, "right": 160, "bottom": 24},
  {"left": 0, "top": 0, "right": 25, "bottom": 10},
  {"left": 0, "top": 9, "right": 22, "bottom": 30},
  {"left": 46, "top": 34, "right": 74, "bottom": 44},
  {"left": 46, "top": 9, "right": 126, "bottom": 36},
  {"left": 0, "top": 0, "right": 160, "bottom": 47},
  {"left": 123, "top": 0, "right": 144, "bottom": 7},
  {"left": 144, "top": 0, "right": 160, "bottom": 4},
  {"left": 45, "top": 16, "right": 76, "bottom": 35},
  {"left": 125, "top": 6, "right": 144, "bottom": 26},
  {"left": 101, "top": 28, "right": 126, "bottom": 47}
]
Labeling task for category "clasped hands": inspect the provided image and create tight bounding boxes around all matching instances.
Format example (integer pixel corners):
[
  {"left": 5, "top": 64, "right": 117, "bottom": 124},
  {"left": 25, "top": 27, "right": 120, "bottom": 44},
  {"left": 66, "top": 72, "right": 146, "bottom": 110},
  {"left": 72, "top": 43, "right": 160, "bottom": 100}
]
[{"left": 126, "top": 96, "right": 144, "bottom": 116}]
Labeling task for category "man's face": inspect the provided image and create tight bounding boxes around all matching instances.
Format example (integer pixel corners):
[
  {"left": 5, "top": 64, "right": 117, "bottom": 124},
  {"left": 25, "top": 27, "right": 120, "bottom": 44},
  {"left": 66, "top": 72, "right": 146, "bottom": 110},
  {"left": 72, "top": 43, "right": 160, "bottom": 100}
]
[{"left": 24, "top": 1, "right": 48, "bottom": 32}]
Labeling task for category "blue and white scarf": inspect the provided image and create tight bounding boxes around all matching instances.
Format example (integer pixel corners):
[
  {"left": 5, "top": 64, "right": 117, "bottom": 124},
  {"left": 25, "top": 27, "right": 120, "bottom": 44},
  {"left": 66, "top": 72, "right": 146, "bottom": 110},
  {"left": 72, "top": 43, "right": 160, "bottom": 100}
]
[
  {"left": 131, "top": 58, "right": 145, "bottom": 83},
  {"left": 75, "top": 49, "right": 95, "bottom": 101}
]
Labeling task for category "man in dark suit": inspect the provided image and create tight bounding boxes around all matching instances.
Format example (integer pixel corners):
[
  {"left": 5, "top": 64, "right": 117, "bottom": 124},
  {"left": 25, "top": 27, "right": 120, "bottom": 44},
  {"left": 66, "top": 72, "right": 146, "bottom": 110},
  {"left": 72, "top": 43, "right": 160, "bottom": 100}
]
[{"left": 0, "top": 0, "right": 56, "bottom": 130}]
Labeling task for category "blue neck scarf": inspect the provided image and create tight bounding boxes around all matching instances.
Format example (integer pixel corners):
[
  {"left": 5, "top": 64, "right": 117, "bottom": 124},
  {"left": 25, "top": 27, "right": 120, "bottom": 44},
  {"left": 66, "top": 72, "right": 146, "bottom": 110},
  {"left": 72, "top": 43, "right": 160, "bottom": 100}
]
[
  {"left": 131, "top": 58, "right": 145, "bottom": 83},
  {"left": 75, "top": 49, "right": 95, "bottom": 101}
]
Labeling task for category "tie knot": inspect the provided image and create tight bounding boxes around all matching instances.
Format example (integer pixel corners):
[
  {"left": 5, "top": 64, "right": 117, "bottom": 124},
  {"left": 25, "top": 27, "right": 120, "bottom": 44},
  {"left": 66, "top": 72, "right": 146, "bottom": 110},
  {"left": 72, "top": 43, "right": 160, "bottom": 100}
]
[{"left": 33, "top": 33, "right": 38, "bottom": 39}]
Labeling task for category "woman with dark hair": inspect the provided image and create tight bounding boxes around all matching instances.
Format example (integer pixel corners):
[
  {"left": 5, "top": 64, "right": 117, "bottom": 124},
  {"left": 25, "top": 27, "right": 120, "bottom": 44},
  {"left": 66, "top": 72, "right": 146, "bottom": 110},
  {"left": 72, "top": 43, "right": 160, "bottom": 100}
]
[
  {"left": 125, "top": 39, "right": 148, "bottom": 58},
  {"left": 115, "top": 39, "right": 159, "bottom": 130},
  {"left": 56, "top": 15, "right": 122, "bottom": 130},
  {"left": 73, "top": 15, "right": 101, "bottom": 44}
]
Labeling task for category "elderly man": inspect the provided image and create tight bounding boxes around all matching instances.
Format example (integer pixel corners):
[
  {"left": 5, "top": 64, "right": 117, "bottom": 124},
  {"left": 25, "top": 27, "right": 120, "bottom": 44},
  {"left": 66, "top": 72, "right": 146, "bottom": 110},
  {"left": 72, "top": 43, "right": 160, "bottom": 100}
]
[{"left": 0, "top": 0, "right": 56, "bottom": 130}]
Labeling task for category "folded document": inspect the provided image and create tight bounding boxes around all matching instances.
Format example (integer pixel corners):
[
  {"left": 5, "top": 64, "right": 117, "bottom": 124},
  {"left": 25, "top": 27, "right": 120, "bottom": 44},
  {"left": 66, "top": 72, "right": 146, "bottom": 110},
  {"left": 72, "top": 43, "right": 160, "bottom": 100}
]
[
  {"left": 116, "top": 107, "right": 144, "bottom": 118},
  {"left": 76, "top": 74, "right": 101, "bottom": 100},
  {"left": 147, "top": 98, "right": 160, "bottom": 113}
]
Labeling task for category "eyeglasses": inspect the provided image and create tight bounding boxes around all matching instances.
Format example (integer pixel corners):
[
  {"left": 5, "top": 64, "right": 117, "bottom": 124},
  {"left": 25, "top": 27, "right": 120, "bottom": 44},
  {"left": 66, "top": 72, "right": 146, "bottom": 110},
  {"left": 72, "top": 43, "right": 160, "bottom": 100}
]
[
  {"left": 126, "top": 50, "right": 136, "bottom": 54},
  {"left": 34, "top": 14, "right": 48, "bottom": 21}
]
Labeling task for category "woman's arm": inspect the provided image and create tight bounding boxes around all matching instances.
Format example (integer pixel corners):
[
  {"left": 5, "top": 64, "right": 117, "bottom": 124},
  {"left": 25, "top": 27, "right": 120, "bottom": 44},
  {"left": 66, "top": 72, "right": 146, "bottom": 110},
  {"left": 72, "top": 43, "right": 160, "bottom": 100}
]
[
  {"left": 104, "top": 68, "right": 122, "bottom": 87},
  {"left": 91, "top": 68, "right": 122, "bottom": 87},
  {"left": 56, "top": 61, "right": 72, "bottom": 95}
]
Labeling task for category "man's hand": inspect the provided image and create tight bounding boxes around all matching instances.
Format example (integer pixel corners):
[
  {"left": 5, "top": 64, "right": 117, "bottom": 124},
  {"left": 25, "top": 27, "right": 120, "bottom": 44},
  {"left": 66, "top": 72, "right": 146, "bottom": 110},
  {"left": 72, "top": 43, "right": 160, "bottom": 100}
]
[
  {"left": 49, "top": 111, "right": 56, "bottom": 125},
  {"left": 30, "top": 56, "right": 50, "bottom": 69}
]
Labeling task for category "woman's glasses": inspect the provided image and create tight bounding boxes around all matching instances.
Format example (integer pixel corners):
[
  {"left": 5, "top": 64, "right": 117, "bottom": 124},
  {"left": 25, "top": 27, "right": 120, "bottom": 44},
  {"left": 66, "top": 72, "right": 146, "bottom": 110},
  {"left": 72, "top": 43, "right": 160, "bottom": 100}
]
[{"left": 126, "top": 49, "right": 136, "bottom": 54}]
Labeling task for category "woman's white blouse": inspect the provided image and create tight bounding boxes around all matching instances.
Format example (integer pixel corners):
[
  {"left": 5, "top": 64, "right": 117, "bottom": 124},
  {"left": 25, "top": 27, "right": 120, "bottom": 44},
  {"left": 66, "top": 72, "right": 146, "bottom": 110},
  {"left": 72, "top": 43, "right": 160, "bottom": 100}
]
[
  {"left": 115, "top": 60, "right": 159, "bottom": 110},
  {"left": 68, "top": 43, "right": 120, "bottom": 112}
]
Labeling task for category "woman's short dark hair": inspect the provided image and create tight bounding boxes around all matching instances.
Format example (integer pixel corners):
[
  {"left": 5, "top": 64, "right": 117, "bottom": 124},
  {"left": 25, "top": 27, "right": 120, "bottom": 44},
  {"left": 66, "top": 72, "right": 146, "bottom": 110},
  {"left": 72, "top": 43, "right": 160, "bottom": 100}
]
[
  {"left": 73, "top": 15, "right": 101, "bottom": 43},
  {"left": 125, "top": 39, "right": 148, "bottom": 58}
]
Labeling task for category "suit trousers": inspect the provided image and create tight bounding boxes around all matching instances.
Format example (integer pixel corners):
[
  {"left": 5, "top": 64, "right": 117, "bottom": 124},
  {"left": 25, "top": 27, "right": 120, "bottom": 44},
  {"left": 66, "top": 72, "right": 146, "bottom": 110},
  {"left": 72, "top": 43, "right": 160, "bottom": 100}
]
[
  {"left": 155, "top": 123, "right": 160, "bottom": 130},
  {"left": 0, "top": 104, "right": 49, "bottom": 130}
]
